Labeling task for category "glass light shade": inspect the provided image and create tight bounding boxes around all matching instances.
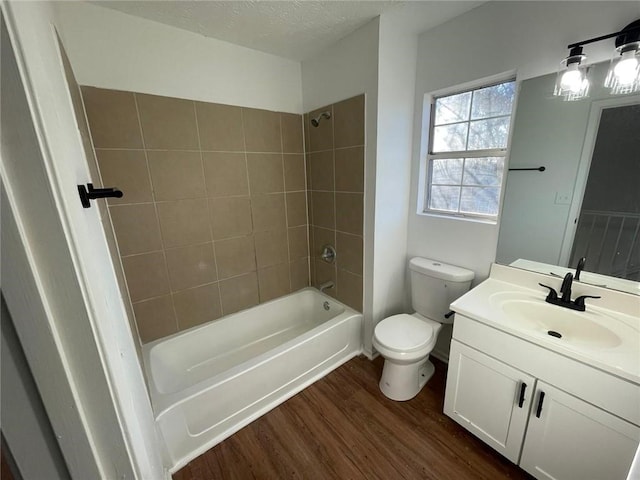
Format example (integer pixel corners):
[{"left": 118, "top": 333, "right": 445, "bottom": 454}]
[
  {"left": 554, "top": 55, "right": 590, "bottom": 101},
  {"left": 561, "top": 66, "right": 583, "bottom": 91},
  {"left": 605, "top": 44, "right": 640, "bottom": 95}
]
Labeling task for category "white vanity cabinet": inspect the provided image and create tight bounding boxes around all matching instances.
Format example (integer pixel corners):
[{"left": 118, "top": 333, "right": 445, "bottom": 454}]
[
  {"left": 445, "top": 314, "right": 640, "bottom": 480},
  {"left": 520, "top": 381, "right": 640, "bottom": 480},
  {"left": 444, "top": 341, "right": 534, "bottom": 463}
]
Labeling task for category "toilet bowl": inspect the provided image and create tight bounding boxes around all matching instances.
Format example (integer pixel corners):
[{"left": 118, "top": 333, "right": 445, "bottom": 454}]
[
  {"left": 373, "top": 313, "right": 441, "bottom": 401},
  {"left": 373, "top": 257, "right": 474, "bottom": 401}
]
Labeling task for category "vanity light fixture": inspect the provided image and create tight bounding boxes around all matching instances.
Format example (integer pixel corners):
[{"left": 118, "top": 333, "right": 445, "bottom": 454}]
[
  {"left": 554, "top": 19, "right": 640, "bottom": 101},
  {"left": 605, "top": 19, "right": 640, "bottom": 94},
  {"left": 554, "top": 46, "right": 591, "bottom": 101}
]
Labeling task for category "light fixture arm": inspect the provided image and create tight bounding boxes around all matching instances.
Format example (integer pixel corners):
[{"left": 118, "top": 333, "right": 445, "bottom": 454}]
[
  {"left": 555, "top": 19, "right": 640, "bottom": 100},
  {"left": 566, "top": 21, "right": 640, "bottom": 50}
]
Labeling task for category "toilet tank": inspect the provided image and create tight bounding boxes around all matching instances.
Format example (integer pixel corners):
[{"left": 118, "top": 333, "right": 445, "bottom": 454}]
[{"left": 409, "top": 257, "right": 474, "bottom": 324}]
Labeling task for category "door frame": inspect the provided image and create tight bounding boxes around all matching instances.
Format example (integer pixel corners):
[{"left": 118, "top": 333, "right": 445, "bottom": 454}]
[
  {"left": 558, "top": 94, "right": 640, "bottom": 267},
  {"left": 1, "top": 2, "right": 166, "bottom": 478}
]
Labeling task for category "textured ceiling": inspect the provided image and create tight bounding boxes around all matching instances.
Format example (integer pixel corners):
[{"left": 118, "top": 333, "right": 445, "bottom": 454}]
[{"left": 91, "top": 1, "right": 483, "bottom": 61}]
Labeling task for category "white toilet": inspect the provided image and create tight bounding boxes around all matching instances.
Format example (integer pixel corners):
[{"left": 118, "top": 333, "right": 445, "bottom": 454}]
[{"left": 373, "top": 257, "right": 474, "bottom": 401}]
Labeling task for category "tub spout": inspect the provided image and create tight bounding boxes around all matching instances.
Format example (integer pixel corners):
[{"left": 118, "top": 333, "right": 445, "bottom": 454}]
[{"left": 319, "top": 281, "right": 334, "bottom": 293}]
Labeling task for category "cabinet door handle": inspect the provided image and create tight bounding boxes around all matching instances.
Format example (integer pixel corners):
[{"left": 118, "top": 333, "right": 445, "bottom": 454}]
[
  {"left": 518, "top": 382, "right": 527, "bottom": 408},
  {"left": 535, "top": 391, "right": 546, "bottom": 418}
]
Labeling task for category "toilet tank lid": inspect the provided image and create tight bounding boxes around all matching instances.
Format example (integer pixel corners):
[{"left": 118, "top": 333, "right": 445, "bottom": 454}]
[{"left": 409, "top": 257, "right": 475, "bottom": 282}]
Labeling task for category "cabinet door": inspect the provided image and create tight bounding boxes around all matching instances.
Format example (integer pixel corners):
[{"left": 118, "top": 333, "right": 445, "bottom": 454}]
[
  {"left": 444, "top": 340, "right": 536, "bottom": 463},
  {"left": 520, "top": 381, "right": 640, "bottom": 480}
]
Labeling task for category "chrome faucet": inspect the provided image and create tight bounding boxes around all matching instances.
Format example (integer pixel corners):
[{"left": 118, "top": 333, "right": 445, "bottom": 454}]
[
  {"left": 319, "top": 281, "right": 334, "bottom": 293},
  {"left": 575, "top": 257, "right": 586, "bottom": 281}
]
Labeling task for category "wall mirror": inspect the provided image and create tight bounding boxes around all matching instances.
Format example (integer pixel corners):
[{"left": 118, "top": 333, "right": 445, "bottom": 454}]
[{"left": 496, "top": 61, "right": 640, "bottom": 295}]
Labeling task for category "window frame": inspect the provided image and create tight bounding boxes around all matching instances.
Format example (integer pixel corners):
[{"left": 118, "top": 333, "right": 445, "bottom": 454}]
[{"left": 424, "top": 78, "right": 517, "bottom": 221}]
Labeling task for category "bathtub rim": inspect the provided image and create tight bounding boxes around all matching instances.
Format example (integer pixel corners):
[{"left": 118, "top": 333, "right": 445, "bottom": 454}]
[
  {"left": 142, "top": 287, "right": 362, "bottom": 416},
  {"left": 142, "top": 287, "right": 345, "bottom": 351}
]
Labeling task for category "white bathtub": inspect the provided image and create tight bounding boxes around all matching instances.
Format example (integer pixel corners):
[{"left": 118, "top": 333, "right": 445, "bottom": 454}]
[{"left": 142, "top": 287, "right": 363, "bottom": 472}]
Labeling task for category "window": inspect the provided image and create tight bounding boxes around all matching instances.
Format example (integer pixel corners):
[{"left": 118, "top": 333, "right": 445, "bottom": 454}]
[{"left": 425, "top": 80, "right": 516, "bottom": 219}]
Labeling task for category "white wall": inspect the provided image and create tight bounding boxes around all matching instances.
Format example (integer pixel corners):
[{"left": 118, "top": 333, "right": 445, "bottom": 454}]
[
  {"left": 302, "top": 18, "right": 380, "bottom": 355},
  {"left": 301, "top": 18, "right": 379, "bottom": 114},
  {"left": 370, "top": 15, "right": 418, "bottom": 351},
  {"left": 54, "top": 1, "right": 303, "bottom": 113},
  {"left": 408, "top": 1, "right": 640, "bottom": 284}
]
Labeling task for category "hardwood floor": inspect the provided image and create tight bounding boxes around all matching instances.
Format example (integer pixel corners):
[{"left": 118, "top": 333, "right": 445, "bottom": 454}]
[
  {"left": 174, "top": 356, "right": 532, "bottom": 480},
  {"left": 1, "top": 437, "right": 16, "bottom": 480}
]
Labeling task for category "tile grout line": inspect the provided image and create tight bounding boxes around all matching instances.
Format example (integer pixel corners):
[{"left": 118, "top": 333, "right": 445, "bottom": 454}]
[
  {"left": 127, "top": 250, "right": 291, "bottom": 306},
  {"left": 119, "top": 227, "right": 314, "bottom": 260},
  {"left": 121, "top": 240, "right": 211, "bottom": 258},
  {"left": 305, "top": 145, "right": 366, "bottom": 155},
  {"left": 301, "top": 114, "right": 312, "bottom": 289},
  {"left": 239, "top": 107, "right": 255, "bottom": 314},
  {"left": 331, "top": 104, "right": 338, "bottom": 299},
  {"left": 309, "top": 189, "right": 364, "bottom": 195},
  {"left": 280, "top": 114, "right": 293, "bottom": 294},
  {"left": 133, "top": 92, "right": 180, "bottom": 335},
  {"left": 131, "top": 279, "right": 217, "bottom": 306},
  {"left": 94, "top": 147, "right": 313, "bottom": 155},
  {"left": 306, "top": 113, "right": 316, "bottom": 287},
  {"left": 306, "top": 225, "right": 364, "bottom": 238},
  {"left": 192, "top": 101, "right": 223, "bottom": 324},
  {"left": 107, "top": 189, "right": 306, "bottom": 208}
]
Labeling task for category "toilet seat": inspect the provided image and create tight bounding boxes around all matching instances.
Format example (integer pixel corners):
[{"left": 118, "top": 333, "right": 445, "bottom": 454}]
[{"left": 374, "top": 313, "right": 436, "bottom": 353}]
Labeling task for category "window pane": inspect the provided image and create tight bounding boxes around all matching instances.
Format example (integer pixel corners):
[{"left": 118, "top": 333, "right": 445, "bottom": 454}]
[
  {"left": 460, "top": 187, "right": 500, "bottom": 215},
  {"left": 467, "top": 116, "right": 510, "bottom": 150},
  {"left": 426, "top": 80, "right": 515, "bottom": 217},
  {"left": 434, "top": 92, "right": 471, "bottom": 125},
  {"left": 471, "top": 82, "right": 516, "bottom": 120},
  {"left": 433, "top": 123, "right": 468, "bottom": 152},
  {"left": 429, "top": 186, "right": 461, "bottom": 212},
  {"left": 463, "top": 157, "right": 504, "bottom": 186},
  {"left": 432, "top": 158, "right": 463, "bottom": 184}
]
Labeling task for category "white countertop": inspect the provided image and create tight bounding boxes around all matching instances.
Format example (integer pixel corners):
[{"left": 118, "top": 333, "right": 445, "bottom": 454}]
[{"left": 451, "top": 274, "right": 640, "bottom": 385}]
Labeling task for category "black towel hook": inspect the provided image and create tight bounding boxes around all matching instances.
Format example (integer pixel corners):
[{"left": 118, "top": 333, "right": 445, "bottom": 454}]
[{"left": 78, "top": 183, "right": 123, "bottom": 208}]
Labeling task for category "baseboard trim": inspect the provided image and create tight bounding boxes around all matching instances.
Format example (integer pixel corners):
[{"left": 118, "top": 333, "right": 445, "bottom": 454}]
[{"left": 431, "top": 350, "right": 449, "bottom": 364}]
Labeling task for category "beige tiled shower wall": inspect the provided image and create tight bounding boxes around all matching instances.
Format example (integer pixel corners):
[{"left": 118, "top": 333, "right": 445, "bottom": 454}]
[
  {"left": 306, "top": 95, "right": 365, "bottom": 312},
  {"left": 81, "top": 87, "right": 310, "bottom": 343}
]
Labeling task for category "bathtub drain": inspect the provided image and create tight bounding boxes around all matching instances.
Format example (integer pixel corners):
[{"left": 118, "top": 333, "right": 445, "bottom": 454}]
[{"left": 323, "top": 301, "right": 330, "bottom": 311}]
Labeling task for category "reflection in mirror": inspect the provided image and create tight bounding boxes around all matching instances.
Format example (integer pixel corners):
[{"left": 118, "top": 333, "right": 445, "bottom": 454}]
[
  {"left": 496, "top": 61, "right": 640, "bottom": 295},
  {"left": 569, "top": 103, "right": 639, "bottom": 279}
]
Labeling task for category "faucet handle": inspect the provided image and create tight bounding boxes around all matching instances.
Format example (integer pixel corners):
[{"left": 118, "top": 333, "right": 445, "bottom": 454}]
[
  {"left": 573, "top": 295, "right": 601, "bottom": 310},
  {"left": 320, "top": 245, "right": 336, "bottom": 264},
  {"left": 539, "top": 283, "right": 558, "bottom": 301}
]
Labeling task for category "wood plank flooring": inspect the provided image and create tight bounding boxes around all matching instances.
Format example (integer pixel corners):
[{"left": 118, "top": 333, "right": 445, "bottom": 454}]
[
  {"left": 174, "top": 356, "right": 533, "bottom": 480},
  {"left": 1, "top": 447, "right": 15, "bottom": 480}
]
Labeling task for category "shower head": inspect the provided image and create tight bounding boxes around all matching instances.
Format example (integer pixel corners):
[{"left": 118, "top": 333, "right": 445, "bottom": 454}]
[{"left": 311, "top": 111, "right": 331, "bottom": 127}]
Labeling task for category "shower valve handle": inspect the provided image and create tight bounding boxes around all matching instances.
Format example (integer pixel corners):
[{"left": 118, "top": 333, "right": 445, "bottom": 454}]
[{"left": 320, "top": 245, "right": 336, "bottom": 264}]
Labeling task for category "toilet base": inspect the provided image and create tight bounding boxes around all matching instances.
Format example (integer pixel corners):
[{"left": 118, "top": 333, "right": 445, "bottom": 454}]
[{"left": 379, "top": 357, "right": 436, "bottom": 401}]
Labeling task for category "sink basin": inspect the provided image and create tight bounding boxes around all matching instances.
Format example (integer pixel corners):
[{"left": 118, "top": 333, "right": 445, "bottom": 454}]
[
  {"left": 450, "top": 274, "right": 640, "bottom": 383},
  {"left": 487, "top": 291, "right": 631, "bottom": 349},
  {"left": 498, "top": 299, "right": 622, "bottom": 348}
]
